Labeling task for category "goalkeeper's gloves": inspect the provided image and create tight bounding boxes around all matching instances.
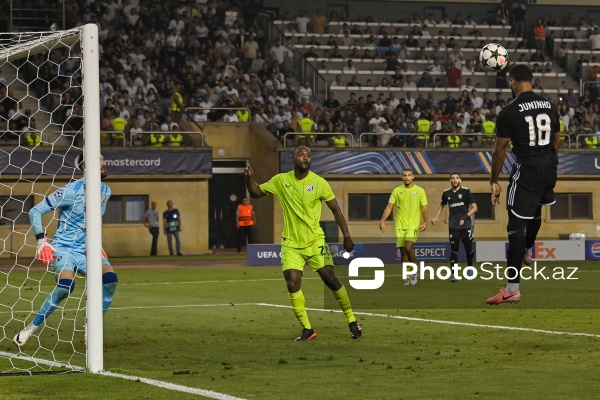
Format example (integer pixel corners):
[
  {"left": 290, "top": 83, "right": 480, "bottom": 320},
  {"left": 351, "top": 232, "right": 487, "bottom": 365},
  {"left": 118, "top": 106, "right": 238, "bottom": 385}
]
[
  {"left": 102, "top": 248, "right": 108, "bottom": 259},
  {"left": 36, "top": 238, "right": 56, "bottom": 263}
]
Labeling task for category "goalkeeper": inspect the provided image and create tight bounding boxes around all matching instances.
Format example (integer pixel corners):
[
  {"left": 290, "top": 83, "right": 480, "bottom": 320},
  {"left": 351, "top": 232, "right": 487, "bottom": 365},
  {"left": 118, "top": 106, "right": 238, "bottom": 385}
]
[{"left": 13, "top": 155, "right": 118, "bottom": 348}]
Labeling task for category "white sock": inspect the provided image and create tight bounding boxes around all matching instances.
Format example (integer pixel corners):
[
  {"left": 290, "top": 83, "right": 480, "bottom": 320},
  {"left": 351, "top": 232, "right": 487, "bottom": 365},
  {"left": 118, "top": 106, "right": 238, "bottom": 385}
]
[
  {"left": 507, "top": 282, "right": 520, "bottom": 292},
  {"left": 28, "top": 322, "right": 40, "bottom": 332}
]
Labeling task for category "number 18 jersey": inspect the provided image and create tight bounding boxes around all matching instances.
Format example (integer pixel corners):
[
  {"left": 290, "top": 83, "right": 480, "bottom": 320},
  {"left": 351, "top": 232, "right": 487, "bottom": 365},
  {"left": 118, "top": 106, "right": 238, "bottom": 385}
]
[{"left": 496, "top": 91, "right": 560, "bottom": 166}]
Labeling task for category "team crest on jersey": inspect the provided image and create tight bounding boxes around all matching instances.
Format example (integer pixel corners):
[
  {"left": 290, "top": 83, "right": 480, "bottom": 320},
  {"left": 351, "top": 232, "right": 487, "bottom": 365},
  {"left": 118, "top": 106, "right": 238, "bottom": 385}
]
[
  {"left": 458, "top": 194, "right": 462, "bottom": 199},
  {"left": 306, "top": 184, "right": 314, "bottom": 192},
  {"left": 412, "top": 191, "right": 417, "bottom": 196}
]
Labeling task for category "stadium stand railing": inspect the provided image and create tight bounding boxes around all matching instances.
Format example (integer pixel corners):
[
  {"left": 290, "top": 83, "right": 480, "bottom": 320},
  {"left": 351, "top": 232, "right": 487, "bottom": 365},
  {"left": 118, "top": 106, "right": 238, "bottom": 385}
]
[{"left": 283, "top": 131, "right": 354, "bottom": 147}]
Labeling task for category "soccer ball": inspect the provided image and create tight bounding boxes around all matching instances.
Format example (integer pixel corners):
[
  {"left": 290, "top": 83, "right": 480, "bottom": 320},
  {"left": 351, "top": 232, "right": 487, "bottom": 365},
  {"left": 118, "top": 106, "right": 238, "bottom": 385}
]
[{"left": 479, "top": 43, "right": 509, "bottom": 72}]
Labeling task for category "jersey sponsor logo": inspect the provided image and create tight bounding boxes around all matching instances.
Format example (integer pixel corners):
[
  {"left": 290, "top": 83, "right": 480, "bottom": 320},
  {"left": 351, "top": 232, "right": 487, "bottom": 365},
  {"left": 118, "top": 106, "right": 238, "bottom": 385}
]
[
  {"left": 449, "top": 202, "right": 465, "bottom": 207},
  {"left": 306, "top": 184, "right": 314, "bottom": 192}
]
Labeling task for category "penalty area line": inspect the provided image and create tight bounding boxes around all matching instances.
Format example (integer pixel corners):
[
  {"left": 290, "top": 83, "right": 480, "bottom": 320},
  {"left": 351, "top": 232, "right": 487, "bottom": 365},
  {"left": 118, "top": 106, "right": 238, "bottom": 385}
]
[{"left": 256, "top": 303, "right": 600, "bottom": 339}]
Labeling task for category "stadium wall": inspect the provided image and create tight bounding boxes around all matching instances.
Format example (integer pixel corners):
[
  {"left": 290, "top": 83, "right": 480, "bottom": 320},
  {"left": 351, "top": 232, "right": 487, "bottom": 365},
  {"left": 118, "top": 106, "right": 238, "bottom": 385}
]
[
  {"left": 266, "top": 1, "right": 594, "bottom": 25},
  {"left": 1, "top": 178, "right": 210, "bottom": 258},
  {"left": 267, "top": 175, "right": 600, "bottom": 244}
]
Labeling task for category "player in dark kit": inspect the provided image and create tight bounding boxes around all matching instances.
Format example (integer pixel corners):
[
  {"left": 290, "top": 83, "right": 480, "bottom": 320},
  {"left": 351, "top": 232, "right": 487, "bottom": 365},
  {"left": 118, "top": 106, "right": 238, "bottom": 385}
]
[
  {"left": 487, "top": 64, "right": 561, "bottom": 305},
  {"left": 432, "top": 173, "right": 478, "bottom": 282}
]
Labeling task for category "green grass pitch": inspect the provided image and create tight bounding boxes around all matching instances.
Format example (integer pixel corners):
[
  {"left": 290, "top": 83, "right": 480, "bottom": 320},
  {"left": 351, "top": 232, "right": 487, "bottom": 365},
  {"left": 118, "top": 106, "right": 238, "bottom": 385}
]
[{"left": 1, "top": 257, "right": 600, "bottom": 399}]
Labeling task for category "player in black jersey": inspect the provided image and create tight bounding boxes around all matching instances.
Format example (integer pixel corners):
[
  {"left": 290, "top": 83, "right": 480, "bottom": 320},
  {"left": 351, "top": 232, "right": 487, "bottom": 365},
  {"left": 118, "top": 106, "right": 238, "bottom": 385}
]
[
  {"left": 487, "top": 64, "right": 561, "bottom": 305},
  {"left": 432, "top": 173, "right": 478, "bottom": 282}
]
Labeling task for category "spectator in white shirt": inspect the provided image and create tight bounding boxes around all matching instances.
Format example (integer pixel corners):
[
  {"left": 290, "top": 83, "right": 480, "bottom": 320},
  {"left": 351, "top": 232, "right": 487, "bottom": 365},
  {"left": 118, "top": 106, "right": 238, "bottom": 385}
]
[
  {"left": 343, "top": 59, "right": 356, "bottom": 73},
  {"left": 269, "top": 39, "right": 288, "bottom": 71},
  {"left": 471, "top": 90, "right": 483, "bottom": 110},
  {"left": 295, "top": 11, "right": 310, "bottom": 34},
  {"left": 168, "top": 12, "right": 186, "bottom": 33},
  {"left": 461, "top": 59, "right": 475, "bottom": 73},
  {"left": 589, "top": 27, "right": 600, "bottom": 50}
]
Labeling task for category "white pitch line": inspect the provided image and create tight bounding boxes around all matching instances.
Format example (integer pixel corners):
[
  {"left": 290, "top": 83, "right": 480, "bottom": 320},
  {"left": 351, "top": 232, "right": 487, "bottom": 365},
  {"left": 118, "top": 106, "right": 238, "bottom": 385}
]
[
  {"left": 0, "top": 350, "right": 82, "bottom": 370},
  {"left": 0, "top": 351, "right": 248, "bottom": 400},
  {"left": 256, "top": 303, "right": 600, "bottom": 339},
  {"left": 99, "top": 371, "right": 248, "bottom": 400}
]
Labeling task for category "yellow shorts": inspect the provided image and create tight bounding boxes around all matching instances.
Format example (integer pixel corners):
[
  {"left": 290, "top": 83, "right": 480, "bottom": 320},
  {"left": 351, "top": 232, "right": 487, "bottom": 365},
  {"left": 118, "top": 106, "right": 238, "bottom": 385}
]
[
  {"left": 395, "top": 228, "right": 419, "bottom": 248},
  {"left": 281, "top": 240, "right": 333, "bottom": 273}
]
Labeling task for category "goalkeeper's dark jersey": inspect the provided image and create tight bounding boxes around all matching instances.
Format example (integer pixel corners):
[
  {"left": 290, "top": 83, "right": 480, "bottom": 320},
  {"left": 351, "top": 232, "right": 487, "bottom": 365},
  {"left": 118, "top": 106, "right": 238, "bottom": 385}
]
[{"left": 496, "top": 91, "right": 560, "bottom": 166}]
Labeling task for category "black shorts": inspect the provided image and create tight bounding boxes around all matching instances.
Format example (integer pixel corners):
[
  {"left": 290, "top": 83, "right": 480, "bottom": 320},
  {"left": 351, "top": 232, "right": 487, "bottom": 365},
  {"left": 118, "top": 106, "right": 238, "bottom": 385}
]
[
  {"left": 507, "top": 162, "right": 557, "bottom": 219},
  {"left": 449, "top": 227, "right": 473, "bottom": 243}
]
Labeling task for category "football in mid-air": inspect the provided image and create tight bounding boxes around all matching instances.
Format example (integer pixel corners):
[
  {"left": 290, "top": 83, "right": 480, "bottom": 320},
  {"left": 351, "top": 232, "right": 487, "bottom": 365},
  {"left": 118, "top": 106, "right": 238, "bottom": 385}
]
[{"left": 479, "top": 43, "right": 509, "bottom": 72}]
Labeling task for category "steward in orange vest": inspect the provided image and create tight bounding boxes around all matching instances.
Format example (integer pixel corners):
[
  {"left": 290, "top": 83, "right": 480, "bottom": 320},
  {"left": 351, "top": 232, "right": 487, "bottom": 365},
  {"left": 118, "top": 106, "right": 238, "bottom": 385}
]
[{"left": 236, "top": 198, "right": 255, "bottom": 252}]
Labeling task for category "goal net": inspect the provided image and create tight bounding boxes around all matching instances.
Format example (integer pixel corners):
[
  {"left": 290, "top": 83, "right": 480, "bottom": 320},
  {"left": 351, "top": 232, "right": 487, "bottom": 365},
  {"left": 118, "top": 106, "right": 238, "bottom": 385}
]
[{"left": 0, "top": 24, "right": 103, "bottom": 375}]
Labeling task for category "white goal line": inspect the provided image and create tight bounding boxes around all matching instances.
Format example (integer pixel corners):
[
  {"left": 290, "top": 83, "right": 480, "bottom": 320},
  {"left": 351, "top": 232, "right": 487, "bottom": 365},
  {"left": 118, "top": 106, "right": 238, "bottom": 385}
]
[{"left": 0, "top": 347, "right": 248, "bottom": 400}]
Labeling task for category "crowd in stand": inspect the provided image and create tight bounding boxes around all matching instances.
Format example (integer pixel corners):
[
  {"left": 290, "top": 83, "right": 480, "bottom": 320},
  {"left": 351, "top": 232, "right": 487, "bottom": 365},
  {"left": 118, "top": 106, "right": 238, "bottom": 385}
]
[{"left": 0, "top": 0, "right": 598, "bottom": 149}]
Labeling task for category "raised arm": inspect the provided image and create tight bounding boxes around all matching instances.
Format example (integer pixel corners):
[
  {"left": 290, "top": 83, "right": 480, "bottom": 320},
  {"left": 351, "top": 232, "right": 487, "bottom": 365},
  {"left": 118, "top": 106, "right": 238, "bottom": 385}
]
[
  {"left": 325, "top": 198, "right": 354, "bottom": 253},
  {"left": 242, "top": 164, "right": 266, "bottom": 198}
]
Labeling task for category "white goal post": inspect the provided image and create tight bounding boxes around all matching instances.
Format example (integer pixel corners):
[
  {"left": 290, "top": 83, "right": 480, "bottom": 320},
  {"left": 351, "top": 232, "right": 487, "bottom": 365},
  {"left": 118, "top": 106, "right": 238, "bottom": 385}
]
[{"left": 0, "top": 24, "right": 103, "bottom": 374}]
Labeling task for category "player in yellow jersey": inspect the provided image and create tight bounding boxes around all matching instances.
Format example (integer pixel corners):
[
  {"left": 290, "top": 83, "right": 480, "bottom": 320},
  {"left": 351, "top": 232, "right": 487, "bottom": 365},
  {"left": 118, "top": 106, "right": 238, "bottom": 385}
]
[
  {"left": 379, "top": 168, "right": 428, "bottom": 286},
  {"left": 243, "top": 146, "right": 362, "bottom": 341}
]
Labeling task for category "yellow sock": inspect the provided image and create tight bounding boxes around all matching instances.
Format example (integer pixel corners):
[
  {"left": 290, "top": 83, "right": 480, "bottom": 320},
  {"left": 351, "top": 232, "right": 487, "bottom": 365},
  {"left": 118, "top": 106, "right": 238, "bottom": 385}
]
[
  {"left": 333, "top": 285, "right": 357, "bottom": 324},
  {"left": 289, "top": 290, "right": 311, "bottom": 329}
]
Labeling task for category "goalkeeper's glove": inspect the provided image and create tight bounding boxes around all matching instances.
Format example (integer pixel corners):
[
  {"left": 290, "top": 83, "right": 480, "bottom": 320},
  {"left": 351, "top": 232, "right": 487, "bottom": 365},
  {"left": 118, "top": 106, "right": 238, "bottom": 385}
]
[
  {"left": 102, "top": 247, "right": 108, "bottom": 259},
  {"left": 36, "top": 238, "right": 56, "bottom": 264}
]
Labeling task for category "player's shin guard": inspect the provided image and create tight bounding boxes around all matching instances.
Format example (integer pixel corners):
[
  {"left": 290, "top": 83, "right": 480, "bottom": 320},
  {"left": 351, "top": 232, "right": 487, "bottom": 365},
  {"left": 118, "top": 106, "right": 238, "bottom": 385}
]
[
  {"left": 289, "top": 290, "right": 311, "bottom": 329},
  {"left": 450, "top": 238, "right": 459, "bottom": 264},
  {"left": 463, "top": 238, "right": 475, "bottom": 266},
  {"left": 102, "top": 272, "right": 118, "bottom": 314},
  {"left": 507, "top": 214, "right": 528, "bottom": 284},
  {"left": 333, "top": 285, "right": 357, "bottom": 324},
  {"left": 525, "top": 206, "right": 543, "bottom": 250},
  {"left": 33, "top": 279, "right": 75, "bottom": 326}
]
